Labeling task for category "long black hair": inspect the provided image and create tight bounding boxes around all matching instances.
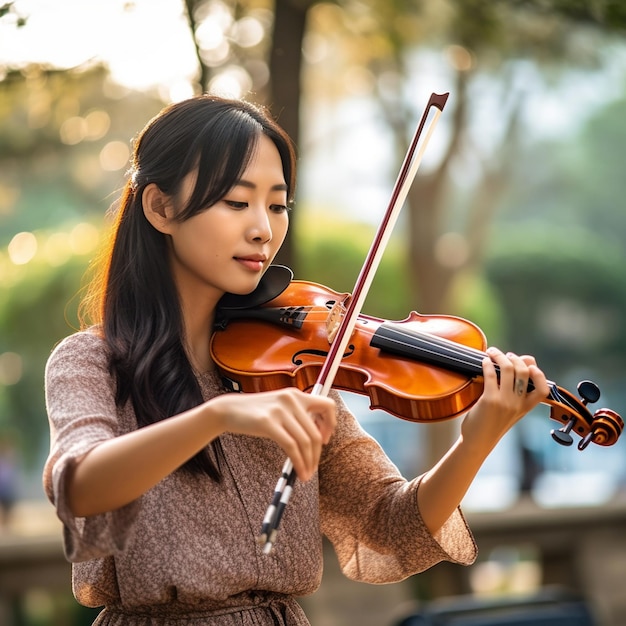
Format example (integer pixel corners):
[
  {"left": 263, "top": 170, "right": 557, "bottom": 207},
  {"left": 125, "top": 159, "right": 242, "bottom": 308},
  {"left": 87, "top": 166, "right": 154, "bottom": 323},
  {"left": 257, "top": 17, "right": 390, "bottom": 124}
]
[{"left": 80, "top": 95, "right": 297, "bottom": 479}]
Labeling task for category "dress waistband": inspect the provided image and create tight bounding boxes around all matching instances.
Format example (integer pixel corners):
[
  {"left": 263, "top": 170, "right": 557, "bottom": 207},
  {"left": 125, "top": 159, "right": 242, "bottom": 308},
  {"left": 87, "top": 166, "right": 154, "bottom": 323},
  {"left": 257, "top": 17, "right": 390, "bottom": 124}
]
[{"left": 99, "top": 593, "right": 307, "bottom": 625}]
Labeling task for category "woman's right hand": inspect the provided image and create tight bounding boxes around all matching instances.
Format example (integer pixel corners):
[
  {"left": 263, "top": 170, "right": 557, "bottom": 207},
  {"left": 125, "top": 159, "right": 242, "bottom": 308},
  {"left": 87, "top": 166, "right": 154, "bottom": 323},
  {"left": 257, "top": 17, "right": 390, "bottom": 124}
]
[{"left": 209, "top": 388, "right": 337, "bottom": 481}]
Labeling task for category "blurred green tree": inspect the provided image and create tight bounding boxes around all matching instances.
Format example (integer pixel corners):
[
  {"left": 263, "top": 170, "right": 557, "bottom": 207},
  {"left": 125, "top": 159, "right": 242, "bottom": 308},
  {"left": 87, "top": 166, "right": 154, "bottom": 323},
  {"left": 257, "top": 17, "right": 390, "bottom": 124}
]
[
  {"left": 0, "top": 249, "right": 89, "bottom": 467},
  {"left": 487, "top": 93, "right": 626, "bottom": 389}
]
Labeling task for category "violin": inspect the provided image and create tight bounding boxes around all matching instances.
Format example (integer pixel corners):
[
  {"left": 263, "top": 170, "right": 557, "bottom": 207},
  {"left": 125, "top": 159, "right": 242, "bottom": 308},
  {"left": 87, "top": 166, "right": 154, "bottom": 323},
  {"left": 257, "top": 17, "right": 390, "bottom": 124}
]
[{"left": 211, "top": 271, "right": 624, "bottom": 452}]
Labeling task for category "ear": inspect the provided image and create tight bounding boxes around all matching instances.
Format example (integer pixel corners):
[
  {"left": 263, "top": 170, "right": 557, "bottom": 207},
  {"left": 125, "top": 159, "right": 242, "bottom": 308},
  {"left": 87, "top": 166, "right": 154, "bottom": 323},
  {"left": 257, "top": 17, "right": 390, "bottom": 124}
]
[{"left": 142, "top": 183, "right": 174, "bottom": 234}]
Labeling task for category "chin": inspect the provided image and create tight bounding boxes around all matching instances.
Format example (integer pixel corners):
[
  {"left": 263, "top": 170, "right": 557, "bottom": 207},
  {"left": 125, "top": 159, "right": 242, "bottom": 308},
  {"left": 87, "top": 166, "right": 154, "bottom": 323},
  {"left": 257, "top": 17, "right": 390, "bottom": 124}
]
[{"left": 230, "top": 276, "right": 263, "bottom": 296}]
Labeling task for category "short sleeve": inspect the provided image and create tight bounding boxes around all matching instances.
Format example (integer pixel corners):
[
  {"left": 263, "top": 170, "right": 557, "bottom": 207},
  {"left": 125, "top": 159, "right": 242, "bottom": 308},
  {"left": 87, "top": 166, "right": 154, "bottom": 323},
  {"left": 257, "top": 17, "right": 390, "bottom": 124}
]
[
  {"left": 319, "top": 392, "right": 477, "bottom": 583},
  {"left": 43, "top": 331, "right": 140, "bottom": 562}
]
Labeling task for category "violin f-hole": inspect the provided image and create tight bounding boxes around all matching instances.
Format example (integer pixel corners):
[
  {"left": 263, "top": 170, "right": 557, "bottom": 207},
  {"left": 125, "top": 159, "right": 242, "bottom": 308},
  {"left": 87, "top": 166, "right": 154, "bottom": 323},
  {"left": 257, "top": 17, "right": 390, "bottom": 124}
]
[{"left": 292, "top": 344, "right": 356, "bottom": 367}]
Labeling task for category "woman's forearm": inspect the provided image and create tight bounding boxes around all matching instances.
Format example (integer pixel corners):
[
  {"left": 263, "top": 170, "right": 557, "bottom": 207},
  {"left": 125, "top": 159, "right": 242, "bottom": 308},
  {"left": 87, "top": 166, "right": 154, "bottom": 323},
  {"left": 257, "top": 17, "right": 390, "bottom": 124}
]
[
  {"left": 416, "top": 432, "right": 496, "bottom": 534},
  {"left": 65, "top": 404, "right": 221, "bottom": 517},
  {"left": 417, "top": 349, "right": 550, "bottom": 534}
]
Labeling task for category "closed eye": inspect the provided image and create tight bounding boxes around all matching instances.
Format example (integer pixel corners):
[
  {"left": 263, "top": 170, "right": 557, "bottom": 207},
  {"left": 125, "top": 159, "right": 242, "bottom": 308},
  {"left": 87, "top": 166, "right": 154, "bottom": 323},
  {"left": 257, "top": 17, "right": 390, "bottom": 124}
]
[
  {"left": 270, "top": 204, "right": 291, "bottom": 214},
  {"left": 224, "top": 200, "right": 248, "bottom": 210},
  {"left": 224, "top": 200, "right": 291, "bottom": 214}
]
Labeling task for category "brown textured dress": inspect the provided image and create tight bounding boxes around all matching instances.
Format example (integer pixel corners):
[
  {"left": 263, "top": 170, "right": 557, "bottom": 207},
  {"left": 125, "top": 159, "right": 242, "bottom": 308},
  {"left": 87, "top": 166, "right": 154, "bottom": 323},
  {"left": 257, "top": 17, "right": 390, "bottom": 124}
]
[{"left": 43, "top": 331, "right": 477, "bottom": 625}]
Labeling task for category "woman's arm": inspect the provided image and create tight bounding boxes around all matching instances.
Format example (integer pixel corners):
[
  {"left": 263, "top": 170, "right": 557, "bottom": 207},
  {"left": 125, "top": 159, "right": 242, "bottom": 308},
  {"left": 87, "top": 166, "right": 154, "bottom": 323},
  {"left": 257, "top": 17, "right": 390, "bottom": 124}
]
[
  {"left": 66, "top": 387, "right": 336, "bottom": 517},
  {"left": 417, "top": 347, "right": 550, "bottom": 534}
]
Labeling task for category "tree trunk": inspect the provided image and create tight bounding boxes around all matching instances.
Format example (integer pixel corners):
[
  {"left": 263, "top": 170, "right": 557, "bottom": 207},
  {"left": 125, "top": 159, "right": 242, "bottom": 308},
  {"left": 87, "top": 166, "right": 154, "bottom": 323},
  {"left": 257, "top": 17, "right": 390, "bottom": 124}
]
[{"left": 267, "top": 0, "right": 313, "bottom": 273}]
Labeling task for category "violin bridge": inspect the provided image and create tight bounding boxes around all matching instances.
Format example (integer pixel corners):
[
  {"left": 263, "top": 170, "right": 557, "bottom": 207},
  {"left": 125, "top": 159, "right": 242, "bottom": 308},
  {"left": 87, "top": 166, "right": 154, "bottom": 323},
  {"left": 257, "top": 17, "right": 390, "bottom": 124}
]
[{"left": 326, "top": 301, "right": 345, "bottom": 344}]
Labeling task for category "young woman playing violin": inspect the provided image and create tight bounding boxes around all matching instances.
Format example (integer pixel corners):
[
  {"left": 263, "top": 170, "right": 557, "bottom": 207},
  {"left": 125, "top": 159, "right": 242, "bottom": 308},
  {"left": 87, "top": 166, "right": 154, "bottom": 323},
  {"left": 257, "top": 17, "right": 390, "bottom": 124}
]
[{"left": 43, "top": 94, "right": 550, "bottom": 626}]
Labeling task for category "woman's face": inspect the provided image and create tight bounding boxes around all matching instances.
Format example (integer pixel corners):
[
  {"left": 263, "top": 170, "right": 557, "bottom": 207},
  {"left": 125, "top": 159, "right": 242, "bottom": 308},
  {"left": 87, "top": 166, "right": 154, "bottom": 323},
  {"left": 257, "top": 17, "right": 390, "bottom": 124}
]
[{"left": 164, "top": 134, "right": 290, "bottom": 305}]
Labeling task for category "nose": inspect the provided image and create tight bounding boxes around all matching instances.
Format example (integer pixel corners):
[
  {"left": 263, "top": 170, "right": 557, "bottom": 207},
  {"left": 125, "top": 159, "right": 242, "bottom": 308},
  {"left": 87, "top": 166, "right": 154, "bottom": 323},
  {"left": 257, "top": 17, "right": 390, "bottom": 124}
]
[{"left": 247, "top": 206, "right": 272, "bottom": 243}]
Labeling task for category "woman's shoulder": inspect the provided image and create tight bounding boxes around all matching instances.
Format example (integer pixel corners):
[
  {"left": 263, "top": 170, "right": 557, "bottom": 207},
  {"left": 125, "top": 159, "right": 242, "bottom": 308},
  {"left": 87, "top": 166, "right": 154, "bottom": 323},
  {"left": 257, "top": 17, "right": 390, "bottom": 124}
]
[
  {"left": 47, "top": 327, "right": 109, "bottom": 371},
  {"left": 51, "top": 326, "right": 106, "bottom": 352}
]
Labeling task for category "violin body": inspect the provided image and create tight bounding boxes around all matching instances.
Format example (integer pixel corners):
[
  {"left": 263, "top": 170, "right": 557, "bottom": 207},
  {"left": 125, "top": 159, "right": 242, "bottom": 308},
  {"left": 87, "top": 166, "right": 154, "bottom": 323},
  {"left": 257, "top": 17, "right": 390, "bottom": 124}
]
[
  {"left": 212, "top": 280, "right": 487, "bottom": 422},
  {"left": 211, "top": 279, "right": 623, "bottom": 448}
]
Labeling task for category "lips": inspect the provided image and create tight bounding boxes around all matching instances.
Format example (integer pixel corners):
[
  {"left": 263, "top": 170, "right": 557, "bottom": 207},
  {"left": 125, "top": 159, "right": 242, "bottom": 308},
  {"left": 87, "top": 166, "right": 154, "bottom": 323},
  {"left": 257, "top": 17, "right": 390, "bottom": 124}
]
[{"left": 235, "top": 255, "right": 266, "bottom": 272}]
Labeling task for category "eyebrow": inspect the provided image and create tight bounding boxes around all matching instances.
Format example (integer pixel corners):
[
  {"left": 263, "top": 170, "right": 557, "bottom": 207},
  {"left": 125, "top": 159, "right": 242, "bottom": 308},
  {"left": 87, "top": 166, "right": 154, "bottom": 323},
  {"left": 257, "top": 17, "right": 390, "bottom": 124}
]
[{"left": 235, "top": 179, "right": 288, "bottom": 192}]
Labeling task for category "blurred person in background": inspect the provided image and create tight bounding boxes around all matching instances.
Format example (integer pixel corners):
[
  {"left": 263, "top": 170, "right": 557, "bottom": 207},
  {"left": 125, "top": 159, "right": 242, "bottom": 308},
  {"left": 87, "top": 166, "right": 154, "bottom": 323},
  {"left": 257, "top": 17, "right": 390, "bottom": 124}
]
[{"left": 43, "top": 94, "right": 549, "bottom": 626}]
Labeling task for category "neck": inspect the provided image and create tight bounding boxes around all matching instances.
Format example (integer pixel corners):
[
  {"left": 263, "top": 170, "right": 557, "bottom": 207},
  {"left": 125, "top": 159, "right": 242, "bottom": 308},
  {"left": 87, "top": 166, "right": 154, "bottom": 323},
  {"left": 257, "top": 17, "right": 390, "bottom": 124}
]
[{"left": 179, "top": 298, "right": 220, "bottom": 376}]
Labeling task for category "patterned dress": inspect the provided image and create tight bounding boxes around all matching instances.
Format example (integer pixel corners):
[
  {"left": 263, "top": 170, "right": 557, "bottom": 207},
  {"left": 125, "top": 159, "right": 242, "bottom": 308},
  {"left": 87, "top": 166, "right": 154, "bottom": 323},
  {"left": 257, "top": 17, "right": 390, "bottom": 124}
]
[{"left": 43, "top": 331, "right": 477, "bottom": 625}]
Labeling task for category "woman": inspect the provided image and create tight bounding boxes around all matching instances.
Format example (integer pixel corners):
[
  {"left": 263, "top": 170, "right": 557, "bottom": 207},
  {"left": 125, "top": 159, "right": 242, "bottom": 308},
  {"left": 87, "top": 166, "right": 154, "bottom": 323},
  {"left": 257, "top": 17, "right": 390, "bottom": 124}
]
[{"left": 44, "top": 94, "right": 549, "bottom": 625}]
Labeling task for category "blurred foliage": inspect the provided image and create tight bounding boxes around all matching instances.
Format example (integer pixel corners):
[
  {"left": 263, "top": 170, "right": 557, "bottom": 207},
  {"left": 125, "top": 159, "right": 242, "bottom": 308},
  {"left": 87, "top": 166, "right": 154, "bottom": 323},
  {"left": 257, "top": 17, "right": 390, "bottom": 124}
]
[
  {"left": 0, "top": 1, "right": 27, "bottom": 27},
  {"left": 294, "top": 211, "right": 413, "bottom": 320},
  {"left": 0, "top": 66, "right": 167, "bottom": 470},
  {"left": 502, "top": 96, "right": 626, "bottom": 247},
  {"left": 0, "top": 65, "right": 165, "bottom": 245},
  {"left": 485, "top": 93, "right": 626, "bottom": 403},
  {"left": 507, "top": 0, "right": 626, "bottom": 31},
  {"left": 487, "top": 230, "right": 626, "bottom": 374},
  {"left": 0, "top": 235, "right": 95, "bottom": 466}
]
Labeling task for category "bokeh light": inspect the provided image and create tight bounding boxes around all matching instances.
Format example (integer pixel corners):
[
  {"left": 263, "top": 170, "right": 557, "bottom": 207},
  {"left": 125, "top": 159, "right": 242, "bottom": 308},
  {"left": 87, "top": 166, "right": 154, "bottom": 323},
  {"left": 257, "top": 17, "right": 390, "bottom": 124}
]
[
  {"left": 8, "top": 231, "right": 37, "bottom": 265},
  {"left": 99, "top": 140, "right": 130, "bottom": 171}
]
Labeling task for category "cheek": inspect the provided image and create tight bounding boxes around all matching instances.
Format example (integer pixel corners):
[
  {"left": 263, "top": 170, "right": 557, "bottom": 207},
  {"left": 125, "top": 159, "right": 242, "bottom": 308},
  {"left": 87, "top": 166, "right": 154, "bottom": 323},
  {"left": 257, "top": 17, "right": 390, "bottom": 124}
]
[
  {"left": 273, "top": 215, "right": 290, "bottom": 246},
  {"left": 186, "top": 211, "right": 230, "bottom": 246},
  {"left": 169, "top": 217, "right": 225, "bottom": 263}
]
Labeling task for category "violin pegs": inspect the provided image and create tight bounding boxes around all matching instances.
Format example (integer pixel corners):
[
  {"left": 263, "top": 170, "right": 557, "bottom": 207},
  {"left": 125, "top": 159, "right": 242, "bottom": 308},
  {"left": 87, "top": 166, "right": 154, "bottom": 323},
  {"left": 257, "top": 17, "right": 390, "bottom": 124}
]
[
  {"left": 551, "top": 417, "right": 575, "bottom": 447},
  {"left": 577, "top": 380, "right": 601, "bottom": 405}
]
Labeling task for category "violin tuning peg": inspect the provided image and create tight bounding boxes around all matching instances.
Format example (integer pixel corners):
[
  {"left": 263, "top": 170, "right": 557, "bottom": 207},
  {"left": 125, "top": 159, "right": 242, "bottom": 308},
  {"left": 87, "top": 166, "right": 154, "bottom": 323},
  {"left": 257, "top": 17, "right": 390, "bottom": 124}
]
[
  {"left": 578, "top": 431, "right": 595, "bottom": 451},
  {"left": 551, "top": 417, "right": 575, "bottom": 447},
  {"left": 577, "top": 380, "right": 600, "bottom": 405}
]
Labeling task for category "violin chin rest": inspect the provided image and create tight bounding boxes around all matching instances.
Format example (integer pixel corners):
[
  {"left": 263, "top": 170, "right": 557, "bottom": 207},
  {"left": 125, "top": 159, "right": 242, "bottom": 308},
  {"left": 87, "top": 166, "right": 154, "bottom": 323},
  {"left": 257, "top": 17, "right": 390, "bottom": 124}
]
[{"left": 217, "top": 265, "right": 293, "bottom": 310}]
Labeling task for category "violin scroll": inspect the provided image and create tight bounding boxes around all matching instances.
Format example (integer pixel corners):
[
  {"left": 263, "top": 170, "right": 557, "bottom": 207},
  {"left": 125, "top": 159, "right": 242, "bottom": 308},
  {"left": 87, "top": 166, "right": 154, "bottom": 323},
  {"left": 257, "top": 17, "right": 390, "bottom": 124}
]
[
  {"left": 579, "top": 409, "right": 623, "bottom": 450},
  {"left": 550, "top": 380, "right": 623, "bottom": 449}
]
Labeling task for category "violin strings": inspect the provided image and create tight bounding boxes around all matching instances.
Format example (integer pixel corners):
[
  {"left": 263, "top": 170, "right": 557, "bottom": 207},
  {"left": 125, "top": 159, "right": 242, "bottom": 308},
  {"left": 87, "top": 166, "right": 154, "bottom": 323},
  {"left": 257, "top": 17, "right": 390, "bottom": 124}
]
[
  {"left": 378, "top": 323, "right": 576, "bottom": 414},
  {"left": 378, "top": 322, "right": 487, "bottom": 372}
]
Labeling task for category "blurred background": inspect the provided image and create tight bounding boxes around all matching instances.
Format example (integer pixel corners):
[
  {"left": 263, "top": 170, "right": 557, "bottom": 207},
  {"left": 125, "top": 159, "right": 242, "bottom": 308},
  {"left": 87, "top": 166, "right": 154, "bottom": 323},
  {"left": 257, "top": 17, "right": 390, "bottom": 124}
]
[{"left": 1, "top": 0, "right": 626, "bottom": 624}]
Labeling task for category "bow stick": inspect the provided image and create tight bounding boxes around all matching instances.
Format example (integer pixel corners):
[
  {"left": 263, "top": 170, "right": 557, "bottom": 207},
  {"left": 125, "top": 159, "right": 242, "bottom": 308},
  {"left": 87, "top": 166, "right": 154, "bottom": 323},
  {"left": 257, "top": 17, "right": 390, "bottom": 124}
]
[{"left": 260, "top": 92, "right": 450, "bottom": 554}]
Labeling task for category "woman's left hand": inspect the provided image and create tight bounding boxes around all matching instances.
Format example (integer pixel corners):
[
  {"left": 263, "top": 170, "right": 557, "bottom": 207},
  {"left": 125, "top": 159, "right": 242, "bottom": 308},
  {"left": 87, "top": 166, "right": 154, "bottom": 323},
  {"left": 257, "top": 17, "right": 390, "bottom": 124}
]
[{"left": 461, "top": 347, "right": 551, "bottom": 452}]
